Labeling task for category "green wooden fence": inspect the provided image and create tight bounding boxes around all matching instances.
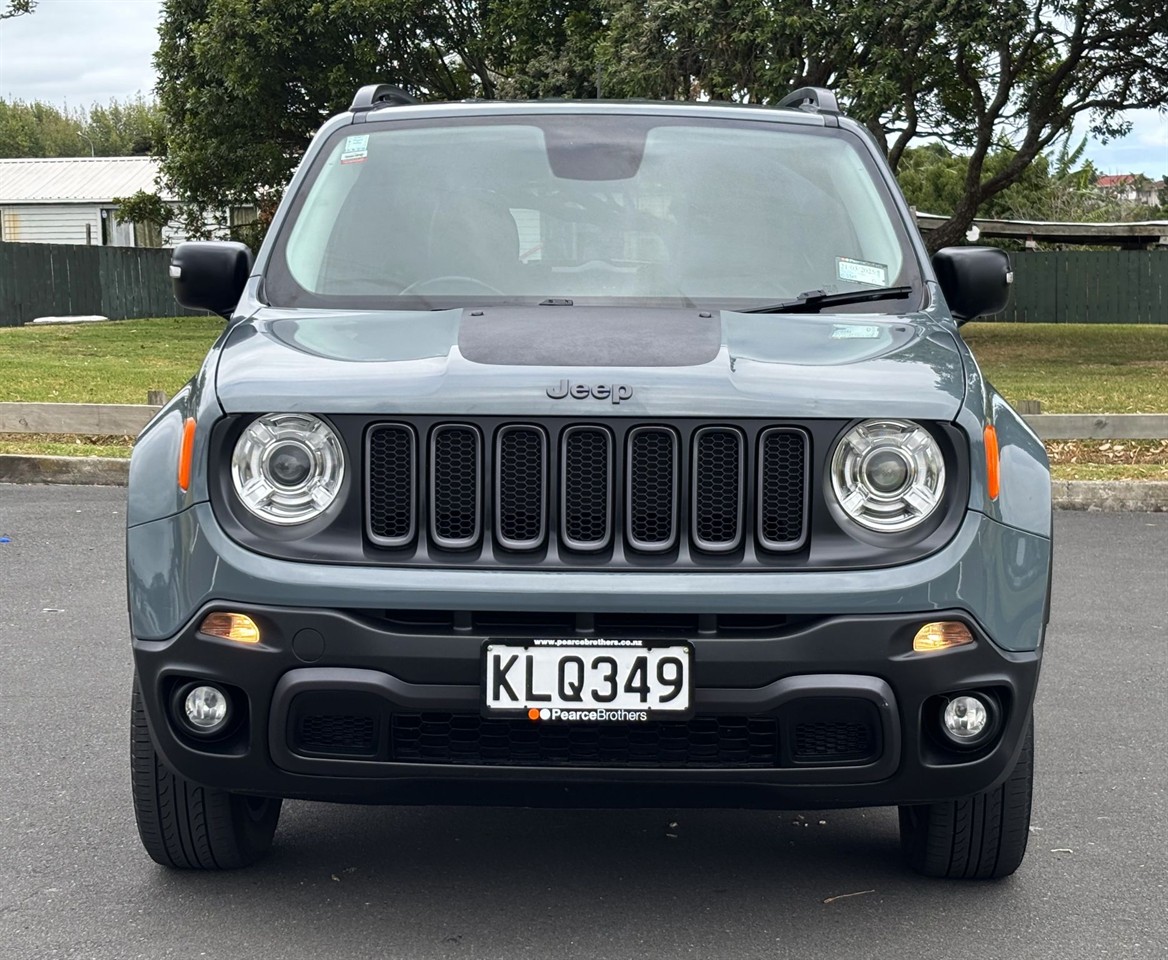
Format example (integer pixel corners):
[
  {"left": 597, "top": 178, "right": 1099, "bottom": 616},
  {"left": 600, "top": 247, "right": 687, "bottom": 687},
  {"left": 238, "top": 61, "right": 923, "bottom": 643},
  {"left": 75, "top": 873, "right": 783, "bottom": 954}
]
[
  {"left": 1, "top": 241, "right": 1165, "bottom": 326},
  {"left": 1000, "top": 250, "right": 1167, "bottom": 323},
  {"left": 0, "top": 242, "right": 203, "bottom": 327}
]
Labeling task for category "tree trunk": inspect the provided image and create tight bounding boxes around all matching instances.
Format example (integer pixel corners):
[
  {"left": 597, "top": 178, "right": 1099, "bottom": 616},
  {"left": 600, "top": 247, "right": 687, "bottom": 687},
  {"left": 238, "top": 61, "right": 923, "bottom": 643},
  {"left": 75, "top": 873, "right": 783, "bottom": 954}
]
[{"left": 924, "top": 211, "right": 975, "bottom": 253}]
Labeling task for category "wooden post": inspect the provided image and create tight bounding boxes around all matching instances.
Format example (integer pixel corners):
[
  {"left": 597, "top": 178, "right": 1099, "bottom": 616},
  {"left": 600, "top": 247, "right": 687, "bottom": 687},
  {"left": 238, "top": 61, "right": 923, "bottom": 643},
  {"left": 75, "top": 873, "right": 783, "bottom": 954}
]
[
  {"left": 1016, "top": 400, "right": 1043, "bottom": 415},
  {"left": 146, "top": 390, "right": 168, "bottom": 406}
]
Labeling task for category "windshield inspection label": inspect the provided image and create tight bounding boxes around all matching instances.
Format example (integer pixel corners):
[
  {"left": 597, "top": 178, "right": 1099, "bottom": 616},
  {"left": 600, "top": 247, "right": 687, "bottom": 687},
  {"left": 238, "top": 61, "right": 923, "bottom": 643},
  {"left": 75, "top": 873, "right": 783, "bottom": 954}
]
[
  {"left": 340, "top": 135, "right": 369, "bottom": 164},
  {"left": 831, "top": 324, "right": 882, "bottom": 340},
  {"left": 837, "top": 257, "right": 888, "bottom": 286}
]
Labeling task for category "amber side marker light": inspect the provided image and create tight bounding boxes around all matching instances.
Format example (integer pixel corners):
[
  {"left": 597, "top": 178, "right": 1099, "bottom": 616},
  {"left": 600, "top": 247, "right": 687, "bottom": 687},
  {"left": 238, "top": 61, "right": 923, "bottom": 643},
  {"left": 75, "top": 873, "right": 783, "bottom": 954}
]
[
  {"left": 984, "top": 423, "right": 1000, "bottom": 501},
  {"left": 913, "top": 621, "right": 974, "bottom": 653},
  {"left": 177, "top": 417, "right": 196, "bottom": 491},
  {"left": 199, "top": 612, "right": 261, "bottom": 644}
]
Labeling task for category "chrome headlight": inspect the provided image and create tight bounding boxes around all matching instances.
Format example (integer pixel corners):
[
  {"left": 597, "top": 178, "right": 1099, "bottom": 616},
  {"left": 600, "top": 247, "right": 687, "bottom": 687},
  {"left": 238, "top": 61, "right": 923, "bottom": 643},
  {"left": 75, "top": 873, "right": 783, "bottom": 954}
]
[
  {"left": 231, "top": 413, "right": 345, "bottom": 524},
  {"left": 830, "top": 419, "right": 945, "bottom": 532}
]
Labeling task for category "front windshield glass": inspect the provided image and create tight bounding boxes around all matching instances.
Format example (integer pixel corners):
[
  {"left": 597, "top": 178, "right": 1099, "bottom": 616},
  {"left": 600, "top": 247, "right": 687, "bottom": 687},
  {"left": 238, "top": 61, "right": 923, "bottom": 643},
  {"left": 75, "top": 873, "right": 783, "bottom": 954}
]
[{"left": 269, "top": 114, "right": 918, "bottom": 311}]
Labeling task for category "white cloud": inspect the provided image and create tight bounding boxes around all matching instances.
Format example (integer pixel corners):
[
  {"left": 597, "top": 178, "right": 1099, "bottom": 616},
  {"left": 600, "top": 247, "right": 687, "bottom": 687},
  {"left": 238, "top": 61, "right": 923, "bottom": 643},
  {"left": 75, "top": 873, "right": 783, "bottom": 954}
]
[
  {"left": 0, "top": 0, "right": 162, "bottom": 107},
  {"left": 1079, "top": 109, "right": 1168, "bottom": 178}
]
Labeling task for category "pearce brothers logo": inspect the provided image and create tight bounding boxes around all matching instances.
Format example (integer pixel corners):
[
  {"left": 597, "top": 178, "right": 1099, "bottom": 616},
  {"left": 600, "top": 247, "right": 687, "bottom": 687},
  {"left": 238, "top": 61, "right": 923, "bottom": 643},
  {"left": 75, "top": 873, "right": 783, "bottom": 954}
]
[{"left": 547, "top": 380, "right": 634, "bottom": 404}]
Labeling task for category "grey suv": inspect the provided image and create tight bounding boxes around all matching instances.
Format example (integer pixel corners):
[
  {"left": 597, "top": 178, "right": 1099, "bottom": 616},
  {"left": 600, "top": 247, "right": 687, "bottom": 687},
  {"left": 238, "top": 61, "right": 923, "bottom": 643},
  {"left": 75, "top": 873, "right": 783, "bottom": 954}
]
[{"left": 128, "top": 85, "right": 1049, "bottom": 878}]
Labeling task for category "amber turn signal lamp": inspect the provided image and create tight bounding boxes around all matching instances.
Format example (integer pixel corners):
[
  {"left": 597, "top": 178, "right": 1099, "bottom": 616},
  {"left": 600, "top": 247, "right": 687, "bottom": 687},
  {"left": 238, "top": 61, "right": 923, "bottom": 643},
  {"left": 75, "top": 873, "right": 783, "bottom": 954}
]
[
  {"left": 984, "top": 424, "right": 1000, "bottom": 501},
  {"left": 199, "top": 612, "right": 261, "bottom": 644},
  {"left": 913, "top": 621, "right": 974, "bottom": 653},
  {"left": 178, "top": 417, "right": 196, "bottom": 491}
]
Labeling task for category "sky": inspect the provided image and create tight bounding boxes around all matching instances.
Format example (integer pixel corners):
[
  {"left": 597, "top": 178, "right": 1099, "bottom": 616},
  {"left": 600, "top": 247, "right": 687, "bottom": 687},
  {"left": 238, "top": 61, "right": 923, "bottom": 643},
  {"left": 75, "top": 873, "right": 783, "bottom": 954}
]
[{"left": 1, "top": 0, "right": 1166, "bottom": 178}]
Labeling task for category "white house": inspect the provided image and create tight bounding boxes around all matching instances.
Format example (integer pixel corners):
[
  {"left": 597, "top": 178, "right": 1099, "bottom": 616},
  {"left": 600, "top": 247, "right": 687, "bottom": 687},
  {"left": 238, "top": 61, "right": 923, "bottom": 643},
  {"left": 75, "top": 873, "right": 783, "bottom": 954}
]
[
  {"left": 0, "top": 156, "right": 256, "bottom": 247},
  {"left": 1095, "top": 174, "right": 1166, "bottom": 208}
]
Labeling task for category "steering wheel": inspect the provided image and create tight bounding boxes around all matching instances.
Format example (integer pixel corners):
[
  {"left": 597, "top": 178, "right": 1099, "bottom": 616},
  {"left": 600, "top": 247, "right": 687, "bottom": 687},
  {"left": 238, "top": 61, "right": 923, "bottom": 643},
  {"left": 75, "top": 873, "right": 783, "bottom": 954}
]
[{"left": 398, "top": 276, "right": 504, "bottom": 297}]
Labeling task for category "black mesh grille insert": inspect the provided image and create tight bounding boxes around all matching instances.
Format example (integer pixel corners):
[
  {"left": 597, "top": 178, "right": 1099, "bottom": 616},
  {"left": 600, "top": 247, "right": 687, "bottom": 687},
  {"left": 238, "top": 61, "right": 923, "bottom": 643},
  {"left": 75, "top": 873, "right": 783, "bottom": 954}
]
[
  {"left": 367, "top": 425, "right": 415, "bottom": 545},
  {"left": 391, "top": 714, "right": 780, "bottom": 768},
  {"left": 561, "top": 427, "right": 612, "bottom": 549},
  {"left": 758, "top": 429, "right": 807, "bottom": 549},
  {"left": 693, "top": 428, "right": 743, "bottom": 550},
  {"left": 627, "top": 428, "right": 677, "bottom": 550},
  {"left": 792, "top": 721, "right": 874, "bottom": 763},
  {"left": 497, "top": 427, "right": 545, "bottom": 548},
  {"left": 431, "top": 426, "right": 480, "bottom": 548},
  {"left": 298, "top": 715, "right": 377, "bottom": 755}
]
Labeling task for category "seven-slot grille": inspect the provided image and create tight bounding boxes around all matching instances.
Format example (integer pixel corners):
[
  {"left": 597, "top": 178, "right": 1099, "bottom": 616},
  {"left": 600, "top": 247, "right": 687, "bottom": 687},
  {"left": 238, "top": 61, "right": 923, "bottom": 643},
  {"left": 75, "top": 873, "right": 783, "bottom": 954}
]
[{"left": 366, "top": 421, "right": 808, "bottom": 561}]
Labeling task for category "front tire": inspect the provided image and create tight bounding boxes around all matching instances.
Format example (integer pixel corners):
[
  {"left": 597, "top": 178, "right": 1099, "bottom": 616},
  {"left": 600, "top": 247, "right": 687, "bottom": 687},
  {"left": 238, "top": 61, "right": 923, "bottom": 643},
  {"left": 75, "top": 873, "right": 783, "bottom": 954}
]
[
  {"left": 131, "top": 679, "right": 281, "bottom": 869},
  {"left": 898, "top": 720, "right": 1033, "bottom": 879}
]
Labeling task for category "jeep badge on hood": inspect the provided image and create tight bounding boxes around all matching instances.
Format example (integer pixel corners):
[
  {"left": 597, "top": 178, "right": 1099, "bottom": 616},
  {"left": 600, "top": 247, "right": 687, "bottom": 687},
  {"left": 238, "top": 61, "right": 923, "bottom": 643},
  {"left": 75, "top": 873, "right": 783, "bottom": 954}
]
[{"left": 547, "top": 380, "right": 634, "bottom": 403}]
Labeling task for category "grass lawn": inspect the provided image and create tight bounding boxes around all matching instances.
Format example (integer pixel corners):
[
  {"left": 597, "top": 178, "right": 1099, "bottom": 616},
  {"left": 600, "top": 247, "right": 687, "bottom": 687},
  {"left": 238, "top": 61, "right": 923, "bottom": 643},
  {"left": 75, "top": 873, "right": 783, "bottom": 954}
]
[
  {"left": 0, "top": 316, "right": 223, "bottom": 404},
  {"left": 959, "top": 322, "right": 1168, "bottom": 414},
  {"left": 0, "top": 318, "right": 1165, "bottom": 480}
]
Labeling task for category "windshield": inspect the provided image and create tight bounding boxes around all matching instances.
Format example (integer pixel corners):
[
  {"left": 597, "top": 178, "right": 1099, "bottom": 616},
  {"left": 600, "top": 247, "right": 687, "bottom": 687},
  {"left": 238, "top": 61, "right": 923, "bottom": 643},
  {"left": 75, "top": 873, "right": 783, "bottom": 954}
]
[{"left": 268, "top": 113, "right": 920, "bottom": 311}]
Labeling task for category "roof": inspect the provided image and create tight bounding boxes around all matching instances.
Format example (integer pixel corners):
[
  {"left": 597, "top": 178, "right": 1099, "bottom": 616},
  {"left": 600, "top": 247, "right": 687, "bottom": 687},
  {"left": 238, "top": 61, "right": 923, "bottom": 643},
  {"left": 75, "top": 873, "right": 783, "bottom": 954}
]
[
  {"left": 356, "top": 98, "right": 834, "bottom": 130},
  {"left": 1096, "top": 174, "right": 1164, "bottom": 189},
  {"left": 0, "top": 156, "right": 175, "bottom": 204}
]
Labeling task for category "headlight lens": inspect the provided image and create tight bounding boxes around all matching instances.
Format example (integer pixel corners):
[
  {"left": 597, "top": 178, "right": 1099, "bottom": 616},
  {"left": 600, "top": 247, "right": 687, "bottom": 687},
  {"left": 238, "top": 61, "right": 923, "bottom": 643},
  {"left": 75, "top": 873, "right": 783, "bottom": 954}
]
[
  {"left": 830, "top": 419, "right": 945, "bottom": 532},
  {"left": 231, "top": 413, "right": 344, "bottom": 524}
]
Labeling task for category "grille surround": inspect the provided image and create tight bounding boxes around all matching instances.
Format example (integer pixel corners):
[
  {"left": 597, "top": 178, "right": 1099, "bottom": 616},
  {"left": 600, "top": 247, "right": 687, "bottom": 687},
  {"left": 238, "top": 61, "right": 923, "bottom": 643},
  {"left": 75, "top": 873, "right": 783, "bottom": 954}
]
[
  {"left": 362, "top": 418, "right": 816, "bottom": 566},
  {"left": 495, "top": 425, "right": 548, "bottom": 550},
  {"left": 691, "top": 426, "right": 746, "bottom": 553},
  {"left": 626, "top": 425, "right": 680, "bottom": 553},
  {"left": 756, "top": 427, "right": 810, "bottom": 552},
  {"left": 365, "top": 423, "right": 417, "bottom": 548},
  {"left": 429, "top": 424, "right": 483, "bottom": 550},
  {"left": 560, "top": 425, "right": 614, "bottom": 552}
]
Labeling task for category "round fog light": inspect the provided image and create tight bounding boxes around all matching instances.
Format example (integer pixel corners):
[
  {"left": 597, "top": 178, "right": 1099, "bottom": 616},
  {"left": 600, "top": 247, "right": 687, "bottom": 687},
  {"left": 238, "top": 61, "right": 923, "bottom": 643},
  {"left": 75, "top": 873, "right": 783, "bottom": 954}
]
[
  {"left": 942, "top": 695, "right": 989, "bottom": 741},
  {"left": 184, "top": 685, "right": 229, "bottom": 731}
]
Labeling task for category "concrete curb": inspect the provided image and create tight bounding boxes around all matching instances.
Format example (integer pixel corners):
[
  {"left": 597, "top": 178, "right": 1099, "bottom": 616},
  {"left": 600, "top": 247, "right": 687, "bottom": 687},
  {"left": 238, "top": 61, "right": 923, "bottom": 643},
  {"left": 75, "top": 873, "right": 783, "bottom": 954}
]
[
  {"left": 2, "top": 455, "right": 1167, "bottom": 512},
  {"left": 1051, "top": 480, "right": 1168, "bottom": 512},
  {"left": 0, "top": 455, "right": 129, "bottom": 486}
]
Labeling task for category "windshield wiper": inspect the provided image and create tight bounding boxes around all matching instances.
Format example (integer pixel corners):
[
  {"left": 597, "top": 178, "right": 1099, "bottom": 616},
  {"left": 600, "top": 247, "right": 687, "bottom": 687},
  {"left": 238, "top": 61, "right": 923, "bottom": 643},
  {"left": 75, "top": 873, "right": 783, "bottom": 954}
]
[{"left": 741, "top": 285, "right": 914, "bottom": 314}]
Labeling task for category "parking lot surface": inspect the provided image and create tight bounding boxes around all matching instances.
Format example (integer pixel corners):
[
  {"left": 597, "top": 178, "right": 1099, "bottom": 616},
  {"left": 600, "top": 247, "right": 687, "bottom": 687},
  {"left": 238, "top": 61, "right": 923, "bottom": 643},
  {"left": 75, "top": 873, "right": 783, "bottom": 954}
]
[{"left": 0, "top": 485, "right": 1164, "bottom": 959}]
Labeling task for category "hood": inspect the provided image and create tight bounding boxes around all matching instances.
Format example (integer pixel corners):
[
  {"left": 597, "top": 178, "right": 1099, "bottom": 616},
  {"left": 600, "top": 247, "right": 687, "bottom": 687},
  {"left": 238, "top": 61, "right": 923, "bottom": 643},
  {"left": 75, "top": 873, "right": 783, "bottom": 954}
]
[{"left": 215, "top": 306, "right": 966, "bottom": 420}]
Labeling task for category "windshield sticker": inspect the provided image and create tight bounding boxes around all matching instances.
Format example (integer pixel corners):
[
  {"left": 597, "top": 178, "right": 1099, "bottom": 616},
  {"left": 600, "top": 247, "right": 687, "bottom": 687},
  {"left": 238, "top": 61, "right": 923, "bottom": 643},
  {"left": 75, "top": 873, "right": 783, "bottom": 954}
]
[
  {"left": 831, "top": 324, "right": 882, "bottom": 340},
  {"left": 340, "top": 135, "right": 369, "bottom": 165},
  {"left": 837, "top": 257, "right": 888, "bottom": 286}
]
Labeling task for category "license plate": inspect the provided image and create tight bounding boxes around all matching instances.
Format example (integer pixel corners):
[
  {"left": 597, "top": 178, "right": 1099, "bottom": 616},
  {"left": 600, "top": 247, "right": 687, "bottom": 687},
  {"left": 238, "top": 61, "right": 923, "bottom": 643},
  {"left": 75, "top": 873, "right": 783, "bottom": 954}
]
[{"left": 483, "top": 640, "right": 692, "bottom": 721}]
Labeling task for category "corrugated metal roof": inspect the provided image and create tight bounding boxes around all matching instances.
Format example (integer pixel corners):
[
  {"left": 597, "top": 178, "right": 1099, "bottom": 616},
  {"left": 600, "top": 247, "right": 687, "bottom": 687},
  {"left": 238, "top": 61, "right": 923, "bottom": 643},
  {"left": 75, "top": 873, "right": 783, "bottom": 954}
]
[{"left": 0, "top": 157, "right": 176, "bottom": 204}]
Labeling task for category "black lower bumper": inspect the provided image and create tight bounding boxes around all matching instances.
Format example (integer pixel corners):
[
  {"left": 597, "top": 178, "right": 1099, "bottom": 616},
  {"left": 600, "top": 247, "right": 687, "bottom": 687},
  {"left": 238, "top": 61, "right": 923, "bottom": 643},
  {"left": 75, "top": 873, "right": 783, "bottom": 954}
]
[{"left": 132, "top": 605, "right": 1041, "bottom": 809}]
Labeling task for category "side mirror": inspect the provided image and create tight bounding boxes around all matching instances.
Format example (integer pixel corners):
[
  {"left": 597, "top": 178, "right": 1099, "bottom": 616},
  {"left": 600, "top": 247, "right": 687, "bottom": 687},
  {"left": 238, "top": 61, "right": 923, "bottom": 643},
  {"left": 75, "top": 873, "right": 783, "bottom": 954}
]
[
  {"left": 170, "top": 241, "right": 253, "bottom": 318},
  {"left": 931, "top": 246, "right": 1012, "bottom": 325}
]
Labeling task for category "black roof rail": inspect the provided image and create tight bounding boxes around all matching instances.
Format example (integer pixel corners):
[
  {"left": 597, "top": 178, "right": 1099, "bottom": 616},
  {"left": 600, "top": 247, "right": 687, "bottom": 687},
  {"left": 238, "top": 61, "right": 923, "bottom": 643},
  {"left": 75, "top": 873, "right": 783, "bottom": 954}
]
[
  {"left": 776, "top": 86, "right": 840, "bottom": 117},
  {"left": 350, "top": 84, "right": 418, "bottom": 112}
]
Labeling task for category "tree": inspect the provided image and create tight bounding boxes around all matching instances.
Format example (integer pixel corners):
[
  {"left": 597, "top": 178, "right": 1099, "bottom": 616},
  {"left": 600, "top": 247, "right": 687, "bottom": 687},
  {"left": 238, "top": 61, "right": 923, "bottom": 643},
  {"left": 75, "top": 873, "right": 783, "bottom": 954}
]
[
  {"left": 113, "top": 190, "right": 173, "bottom": 247},
  {"left": 0, "top": 100, "right": 81, "bottom": 157},
  {"left": 0, "top": 0, "right": 35, "bottom": 19},
  {"left": 594, "top": 1, "right": 1168, "bottom": 249},
  {"left": 897, "top": 136, "right": 1103, "bottom": 223},
  {"left": 154, "top": 0, "right": 603, "bottom": 224},
  {"left": 155, "top": 1, "right": 1168, "bottom": 250},
  {"left": 0, "top": 97, "right": 165, "bottom": 158},
  {"left": 86, "top": 97, "right": 166, "bottom": 155}
]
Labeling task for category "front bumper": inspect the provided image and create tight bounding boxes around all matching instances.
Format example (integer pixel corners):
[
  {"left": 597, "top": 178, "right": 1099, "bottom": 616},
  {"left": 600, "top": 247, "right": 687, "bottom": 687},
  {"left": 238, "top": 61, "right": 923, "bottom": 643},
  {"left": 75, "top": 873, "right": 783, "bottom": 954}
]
[
  {"left": 133, "top": 604, "right": 1041, "bottom": 810},
  {"left": 129, "top": 503, "right": 1048, "bottom": 807}
]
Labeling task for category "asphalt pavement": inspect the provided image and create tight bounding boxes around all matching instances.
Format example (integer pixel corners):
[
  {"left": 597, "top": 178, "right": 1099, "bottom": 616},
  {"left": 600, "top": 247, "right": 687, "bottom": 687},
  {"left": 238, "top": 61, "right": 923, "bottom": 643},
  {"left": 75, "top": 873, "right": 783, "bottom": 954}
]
[{"left": 0, "top": 484, "right": 1165, "bottom": 960}]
